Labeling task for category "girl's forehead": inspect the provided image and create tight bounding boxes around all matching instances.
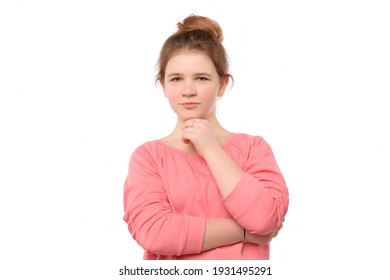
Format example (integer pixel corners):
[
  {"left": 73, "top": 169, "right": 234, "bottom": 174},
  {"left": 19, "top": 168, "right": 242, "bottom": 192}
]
[
  {"left": 170, "top": 50, "right": 210, "bottom": 61},
  {"left": 166, "top": 51, "right": 215, "bottom": 69}
]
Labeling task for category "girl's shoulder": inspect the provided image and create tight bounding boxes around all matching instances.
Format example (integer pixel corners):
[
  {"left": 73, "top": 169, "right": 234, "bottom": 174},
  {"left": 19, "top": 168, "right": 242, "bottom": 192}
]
[
  {"left": 229, "top": 132, "right": 278, "bottom": 158},
  {"left": 130, "top": 140, "right": 160, "bottom": 159},
  {"left": 228, "top": 132, "right": 266, "bottom": 148}
]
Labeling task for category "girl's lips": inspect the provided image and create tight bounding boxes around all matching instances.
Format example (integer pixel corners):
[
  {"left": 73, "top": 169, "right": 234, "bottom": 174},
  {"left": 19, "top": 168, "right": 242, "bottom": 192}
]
[{"left": 181, "top": 102, "right": 199, "bottom": 109}]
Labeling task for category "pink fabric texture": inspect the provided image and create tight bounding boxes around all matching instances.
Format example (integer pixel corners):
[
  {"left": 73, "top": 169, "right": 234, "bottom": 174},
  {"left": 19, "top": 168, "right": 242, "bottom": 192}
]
[{"left": 123, "top": 133, "right": 289, "bottom": 259}]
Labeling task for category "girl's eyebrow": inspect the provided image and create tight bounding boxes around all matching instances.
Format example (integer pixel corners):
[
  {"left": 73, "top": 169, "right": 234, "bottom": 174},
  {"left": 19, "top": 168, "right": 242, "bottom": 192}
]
[
  {"left": 167, "top": 72, "right": 212, "bottom": 77},
  {"left": 195, "top": 73, "right": 212, "bottom": 77},
  {"left": 166, "top": 73, "right": 181, "bottom": 77}
]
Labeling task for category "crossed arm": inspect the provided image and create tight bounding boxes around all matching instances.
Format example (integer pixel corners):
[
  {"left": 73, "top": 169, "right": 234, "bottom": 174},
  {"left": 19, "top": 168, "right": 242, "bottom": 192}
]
[
  {"left": 202, "top": 218, "right": 283, "bottom": 252},
  {"left": 124, "top": 121, "right": 288, "bottom": 256}
]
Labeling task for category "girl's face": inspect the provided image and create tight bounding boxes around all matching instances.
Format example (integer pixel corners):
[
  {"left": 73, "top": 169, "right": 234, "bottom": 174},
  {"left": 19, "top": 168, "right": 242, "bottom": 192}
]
[{"left": 162, "top": 51, "right": 228, "bottom": 122}]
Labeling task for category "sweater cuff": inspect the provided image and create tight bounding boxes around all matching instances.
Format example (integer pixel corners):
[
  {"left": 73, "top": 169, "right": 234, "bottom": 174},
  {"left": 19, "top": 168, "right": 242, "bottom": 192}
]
[{"left": 181, "top": 216, "right": 206, "bottom": 254}]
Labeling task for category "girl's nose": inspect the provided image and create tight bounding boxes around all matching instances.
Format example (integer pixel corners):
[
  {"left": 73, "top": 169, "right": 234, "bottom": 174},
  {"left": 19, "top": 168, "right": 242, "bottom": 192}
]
[
  {"left": 182, "top": 91, "right": 197, "bottom": 97},
  {"left": 182, "top": 82, "right": 197, "bottom": 97}
]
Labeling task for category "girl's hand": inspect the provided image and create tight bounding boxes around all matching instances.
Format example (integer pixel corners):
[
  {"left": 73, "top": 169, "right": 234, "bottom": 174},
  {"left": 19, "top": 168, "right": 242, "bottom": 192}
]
[{"left": 182, "top": 119, "right": 220, "bottom": 157}]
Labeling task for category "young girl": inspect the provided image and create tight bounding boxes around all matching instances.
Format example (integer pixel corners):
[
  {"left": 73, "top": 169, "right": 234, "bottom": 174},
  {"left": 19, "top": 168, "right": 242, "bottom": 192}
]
[{"left": 123, "top": 15, "right": 289, "bottom": 260}]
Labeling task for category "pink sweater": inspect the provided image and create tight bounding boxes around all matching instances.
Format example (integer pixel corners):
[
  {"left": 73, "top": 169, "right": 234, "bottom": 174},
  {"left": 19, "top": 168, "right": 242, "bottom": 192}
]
[{"left": 123, "top": 133, "right": 289, "bottom": 260}]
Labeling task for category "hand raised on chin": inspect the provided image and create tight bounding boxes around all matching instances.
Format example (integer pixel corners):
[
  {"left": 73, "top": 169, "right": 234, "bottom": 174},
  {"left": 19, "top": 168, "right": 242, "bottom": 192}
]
[{"left": 182, "top": 119, "right": 220, "bottom": 157}]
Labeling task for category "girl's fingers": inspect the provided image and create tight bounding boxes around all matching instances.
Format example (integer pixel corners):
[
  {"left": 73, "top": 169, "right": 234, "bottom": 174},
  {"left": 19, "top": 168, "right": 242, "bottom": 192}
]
[{"left": 183, "top": 119, "right": 205, "bottom": 129}]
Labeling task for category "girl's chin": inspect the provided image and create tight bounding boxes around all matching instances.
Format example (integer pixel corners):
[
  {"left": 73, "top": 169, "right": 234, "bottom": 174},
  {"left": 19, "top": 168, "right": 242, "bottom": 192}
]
[
  {"left": 174, "top": 109, "right": 214, "bottom": 121},
  {"left": 176, "top": 112, "right": 204, "bottom": 120},
  {"left": 178, "top": 114, "right": 208, "bottom": 121}
]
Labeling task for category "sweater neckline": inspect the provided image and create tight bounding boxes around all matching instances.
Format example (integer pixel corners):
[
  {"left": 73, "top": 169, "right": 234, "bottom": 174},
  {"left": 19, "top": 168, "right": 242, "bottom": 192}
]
[{"left": 155, "top": 132, "right": 236, "bottom": 157}]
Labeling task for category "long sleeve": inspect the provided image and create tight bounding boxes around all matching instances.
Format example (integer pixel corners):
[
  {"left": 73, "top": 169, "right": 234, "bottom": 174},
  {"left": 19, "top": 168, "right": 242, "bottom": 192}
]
[
  {"left": 223, "top": 136, "right": 289, "bottom": 234},
  {"left": 123, "top": 144, "right": 205, "bottom": 257}
]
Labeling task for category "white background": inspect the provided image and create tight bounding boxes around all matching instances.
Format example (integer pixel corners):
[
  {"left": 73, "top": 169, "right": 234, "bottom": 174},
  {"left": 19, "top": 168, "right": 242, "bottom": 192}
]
[{"left": 1, "top": 0, "right": 389, "bottom": 279}]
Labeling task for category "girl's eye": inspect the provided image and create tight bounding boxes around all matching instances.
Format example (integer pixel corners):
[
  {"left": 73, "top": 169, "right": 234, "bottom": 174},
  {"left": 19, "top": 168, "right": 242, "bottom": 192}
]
[
  {"left": 197, "top": 77, "right": 208, "bottom": 81},
  {"left": 171, "top": 77, "right": 182, "bottom": 82}
]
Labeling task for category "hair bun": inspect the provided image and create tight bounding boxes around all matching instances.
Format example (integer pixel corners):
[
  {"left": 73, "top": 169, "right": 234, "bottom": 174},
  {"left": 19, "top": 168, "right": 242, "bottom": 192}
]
[{"left": 177, "top": 14, "right": 224, "bottom": 43}]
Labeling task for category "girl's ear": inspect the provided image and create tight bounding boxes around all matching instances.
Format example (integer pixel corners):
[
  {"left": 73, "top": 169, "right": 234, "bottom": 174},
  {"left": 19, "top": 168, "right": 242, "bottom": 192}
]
[
  {"left": 160, "top": 80, "right": 167, "bottom": 97},
  {"left": 218, "top": 76, "right": 229, "bottom": 97}
]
